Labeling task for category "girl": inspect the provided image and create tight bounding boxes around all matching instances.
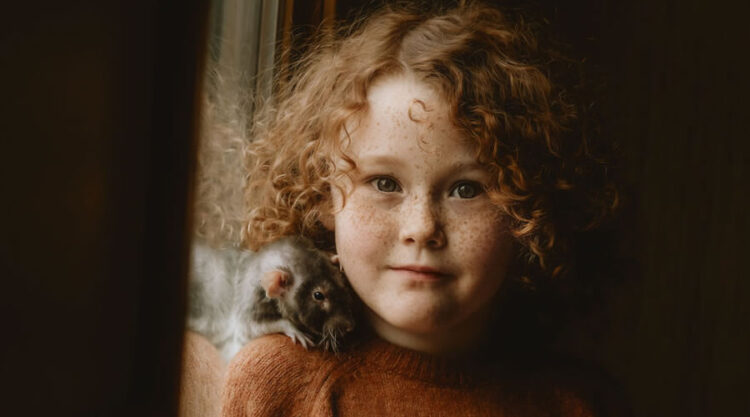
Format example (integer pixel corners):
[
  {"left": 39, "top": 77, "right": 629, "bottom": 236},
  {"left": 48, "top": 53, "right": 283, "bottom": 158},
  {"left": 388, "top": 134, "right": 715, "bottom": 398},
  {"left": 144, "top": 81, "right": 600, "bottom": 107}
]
[{"left": 223, "top": 1, "right": 620, "bottom": 415}]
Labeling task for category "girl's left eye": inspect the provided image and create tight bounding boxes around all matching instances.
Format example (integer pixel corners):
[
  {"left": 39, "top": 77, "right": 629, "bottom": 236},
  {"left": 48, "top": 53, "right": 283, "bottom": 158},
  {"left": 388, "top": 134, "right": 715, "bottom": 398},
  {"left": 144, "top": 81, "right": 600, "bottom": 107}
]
[{"left": 450, "top": 181, "right": 482, "bottom": 199}]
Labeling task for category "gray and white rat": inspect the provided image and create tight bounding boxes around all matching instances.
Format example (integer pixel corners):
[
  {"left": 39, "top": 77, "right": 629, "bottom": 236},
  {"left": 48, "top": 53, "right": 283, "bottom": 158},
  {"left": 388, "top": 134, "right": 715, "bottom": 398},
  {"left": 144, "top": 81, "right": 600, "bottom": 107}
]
[{"left": 187, "top": 236, "right": 356, "bottom": 362}]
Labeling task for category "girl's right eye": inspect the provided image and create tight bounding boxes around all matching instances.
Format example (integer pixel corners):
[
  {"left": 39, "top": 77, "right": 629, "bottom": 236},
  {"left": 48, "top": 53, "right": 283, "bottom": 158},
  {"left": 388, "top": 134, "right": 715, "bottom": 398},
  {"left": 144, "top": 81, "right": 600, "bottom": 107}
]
[{"left": 371, "top": 177, "right": 401, "bottom": 193}]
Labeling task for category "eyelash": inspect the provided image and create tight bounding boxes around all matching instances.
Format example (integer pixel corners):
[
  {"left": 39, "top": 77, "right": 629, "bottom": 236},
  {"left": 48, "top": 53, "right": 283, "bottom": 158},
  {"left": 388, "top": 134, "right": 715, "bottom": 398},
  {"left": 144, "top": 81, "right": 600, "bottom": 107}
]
[{"left": 368, "top": 176, "right": 484, "bottom": 199}]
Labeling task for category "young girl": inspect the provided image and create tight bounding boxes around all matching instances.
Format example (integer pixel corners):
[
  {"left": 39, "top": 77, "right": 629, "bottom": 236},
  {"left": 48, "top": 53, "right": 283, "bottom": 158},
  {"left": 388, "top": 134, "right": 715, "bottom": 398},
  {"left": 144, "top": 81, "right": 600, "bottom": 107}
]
[{"left": 222, "top": 1, "right": 620, "bottom": 415}]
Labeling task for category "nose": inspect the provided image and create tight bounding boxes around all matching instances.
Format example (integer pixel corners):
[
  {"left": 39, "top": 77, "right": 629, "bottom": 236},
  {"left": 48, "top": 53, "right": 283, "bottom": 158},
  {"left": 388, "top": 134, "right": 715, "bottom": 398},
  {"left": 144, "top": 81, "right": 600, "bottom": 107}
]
[{"left": 399, "top": 196, "right": 446, "bottom": 249}]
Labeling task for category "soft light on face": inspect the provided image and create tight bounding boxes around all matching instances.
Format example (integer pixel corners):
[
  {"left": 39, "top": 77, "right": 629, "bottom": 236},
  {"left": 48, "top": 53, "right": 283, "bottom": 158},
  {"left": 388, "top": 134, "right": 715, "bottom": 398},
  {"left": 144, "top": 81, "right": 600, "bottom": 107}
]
[{"left": 331, "top": 74, "right": 514, "bottom": 354}]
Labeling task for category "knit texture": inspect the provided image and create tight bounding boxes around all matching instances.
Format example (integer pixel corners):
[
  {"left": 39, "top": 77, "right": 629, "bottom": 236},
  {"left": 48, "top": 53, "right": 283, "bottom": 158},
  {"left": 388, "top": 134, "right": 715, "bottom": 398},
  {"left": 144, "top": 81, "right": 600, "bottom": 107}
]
[{"left": 221, "top": 333, "right": 620, "bottom": 417}]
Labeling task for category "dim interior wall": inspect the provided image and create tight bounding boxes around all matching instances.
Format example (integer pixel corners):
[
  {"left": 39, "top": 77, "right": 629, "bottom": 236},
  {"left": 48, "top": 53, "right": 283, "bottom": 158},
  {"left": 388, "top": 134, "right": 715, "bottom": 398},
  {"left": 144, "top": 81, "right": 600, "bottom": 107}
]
[
  {"left": 593, "top": 1, "right": 750, "bottom": 416},
  {"left": 0, "top": 0, "right": 207, "bottom": 415}
]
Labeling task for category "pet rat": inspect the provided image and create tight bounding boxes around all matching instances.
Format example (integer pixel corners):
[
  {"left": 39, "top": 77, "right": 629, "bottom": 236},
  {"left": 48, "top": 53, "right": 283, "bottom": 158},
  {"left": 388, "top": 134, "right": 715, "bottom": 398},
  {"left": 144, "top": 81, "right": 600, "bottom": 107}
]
[{"left": 187, "top": 236, "right": 356, "bottom": 362}]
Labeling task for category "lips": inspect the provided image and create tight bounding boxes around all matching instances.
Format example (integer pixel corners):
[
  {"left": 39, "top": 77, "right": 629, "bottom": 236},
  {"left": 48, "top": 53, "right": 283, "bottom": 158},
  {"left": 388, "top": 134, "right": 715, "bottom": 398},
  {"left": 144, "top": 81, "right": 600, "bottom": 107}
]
[{"left": 389, "top": 265, "right": 450, "bottom": 281}]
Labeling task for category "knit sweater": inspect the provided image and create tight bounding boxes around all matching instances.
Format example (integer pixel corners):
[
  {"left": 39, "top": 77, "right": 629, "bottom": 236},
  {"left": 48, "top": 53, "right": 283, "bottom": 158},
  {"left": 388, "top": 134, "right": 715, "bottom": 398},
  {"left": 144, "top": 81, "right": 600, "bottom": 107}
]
[{"left": 222, "top": 333, "right": 620, "bottom": 417}]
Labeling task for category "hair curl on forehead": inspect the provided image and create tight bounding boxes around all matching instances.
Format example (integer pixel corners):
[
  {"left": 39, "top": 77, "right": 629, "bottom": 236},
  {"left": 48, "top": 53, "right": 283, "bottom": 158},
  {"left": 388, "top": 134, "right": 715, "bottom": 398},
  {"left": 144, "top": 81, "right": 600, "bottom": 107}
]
[{"left": 244, "top": 1, "right": 618, "bottom": 284}]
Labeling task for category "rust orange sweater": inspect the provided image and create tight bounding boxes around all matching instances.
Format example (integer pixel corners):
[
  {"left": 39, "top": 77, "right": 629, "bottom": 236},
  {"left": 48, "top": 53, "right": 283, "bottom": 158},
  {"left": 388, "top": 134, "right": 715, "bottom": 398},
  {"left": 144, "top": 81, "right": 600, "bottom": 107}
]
[{"left": 222, "top": 333, "right": 620, "bottom": 417}]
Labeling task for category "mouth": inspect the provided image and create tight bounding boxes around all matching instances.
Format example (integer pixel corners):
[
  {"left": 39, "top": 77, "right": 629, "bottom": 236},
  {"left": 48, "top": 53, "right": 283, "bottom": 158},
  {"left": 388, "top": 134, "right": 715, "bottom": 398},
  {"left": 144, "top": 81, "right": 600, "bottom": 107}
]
[{"left": 389, "top": 265, "right": 451, "bottom": 281}]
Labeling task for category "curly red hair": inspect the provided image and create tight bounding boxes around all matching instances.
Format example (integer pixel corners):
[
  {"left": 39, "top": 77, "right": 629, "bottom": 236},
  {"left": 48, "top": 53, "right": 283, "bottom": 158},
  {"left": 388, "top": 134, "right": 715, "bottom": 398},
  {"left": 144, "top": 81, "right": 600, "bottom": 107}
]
[{"left": 244, "top": 1, "right": 618, "bottom": 284}]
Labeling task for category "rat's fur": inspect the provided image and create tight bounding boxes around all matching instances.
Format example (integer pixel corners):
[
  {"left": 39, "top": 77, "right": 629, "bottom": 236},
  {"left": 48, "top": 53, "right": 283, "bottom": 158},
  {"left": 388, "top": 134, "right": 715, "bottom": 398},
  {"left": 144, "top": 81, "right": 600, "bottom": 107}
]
[{"left": 187, "top": 236, "right": 355, "bottom": 363}]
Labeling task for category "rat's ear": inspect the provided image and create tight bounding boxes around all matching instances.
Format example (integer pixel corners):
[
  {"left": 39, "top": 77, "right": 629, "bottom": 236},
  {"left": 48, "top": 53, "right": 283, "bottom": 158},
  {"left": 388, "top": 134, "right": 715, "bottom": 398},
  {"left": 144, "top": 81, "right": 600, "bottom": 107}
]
[{"left": 261, "top": 269, "right": 293, "bottom": 298}]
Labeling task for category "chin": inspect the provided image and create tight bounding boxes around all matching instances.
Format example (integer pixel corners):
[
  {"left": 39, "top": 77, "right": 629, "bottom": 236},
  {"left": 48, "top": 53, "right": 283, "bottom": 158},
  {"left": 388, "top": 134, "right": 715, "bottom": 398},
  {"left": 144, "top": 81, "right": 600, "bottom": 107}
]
[{"left": 386, "top": 304, "right": 460, "bottom": 334}]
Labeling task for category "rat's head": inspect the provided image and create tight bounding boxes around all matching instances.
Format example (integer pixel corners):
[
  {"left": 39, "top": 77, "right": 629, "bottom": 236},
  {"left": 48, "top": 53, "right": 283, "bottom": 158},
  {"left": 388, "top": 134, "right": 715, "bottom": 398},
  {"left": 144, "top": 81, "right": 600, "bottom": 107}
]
[{"left": 260, "top": 237, "right": 356, "bottom": 352}]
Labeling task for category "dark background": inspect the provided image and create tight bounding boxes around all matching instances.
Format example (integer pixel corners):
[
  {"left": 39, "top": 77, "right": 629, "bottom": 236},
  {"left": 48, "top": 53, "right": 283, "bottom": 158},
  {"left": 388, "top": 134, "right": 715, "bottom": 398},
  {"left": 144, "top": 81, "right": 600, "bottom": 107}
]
[{"left": 1, "top": 0, "right": 747, "bottom": 415}]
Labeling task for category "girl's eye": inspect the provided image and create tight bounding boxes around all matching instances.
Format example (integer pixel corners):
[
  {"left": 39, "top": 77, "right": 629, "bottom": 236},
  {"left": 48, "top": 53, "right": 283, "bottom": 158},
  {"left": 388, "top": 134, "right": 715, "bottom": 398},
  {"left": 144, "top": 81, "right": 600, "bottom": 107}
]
[
  {"left": 450, "top": 182, "right": 482, "bottom": 199},
  {"left": 371, "top": 177, "right": 401, "bottom": 193},
  {"left": 313, "top": 291, "right": 326, "bottom": 301}
]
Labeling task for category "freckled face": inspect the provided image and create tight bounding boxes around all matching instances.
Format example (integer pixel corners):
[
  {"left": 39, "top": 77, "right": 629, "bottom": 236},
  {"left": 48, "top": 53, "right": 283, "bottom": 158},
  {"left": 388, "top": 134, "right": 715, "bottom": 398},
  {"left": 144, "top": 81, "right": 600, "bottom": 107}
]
[{"left": 331, "top": 75, "right": 514, "bottom": 347}]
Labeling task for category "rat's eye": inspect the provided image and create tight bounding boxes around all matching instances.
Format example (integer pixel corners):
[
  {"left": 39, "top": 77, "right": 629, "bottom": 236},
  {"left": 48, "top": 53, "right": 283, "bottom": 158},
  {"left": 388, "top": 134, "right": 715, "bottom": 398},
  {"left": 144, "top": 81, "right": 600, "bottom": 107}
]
[
  {"left": 450, "top": 181, "right": 482, "bottom": 199},
  {"left": 313, "top": 291, "right": 326, "bottom": 301},
  {"left": 371, "top": 177, "right": 401, "bottom": 193}
]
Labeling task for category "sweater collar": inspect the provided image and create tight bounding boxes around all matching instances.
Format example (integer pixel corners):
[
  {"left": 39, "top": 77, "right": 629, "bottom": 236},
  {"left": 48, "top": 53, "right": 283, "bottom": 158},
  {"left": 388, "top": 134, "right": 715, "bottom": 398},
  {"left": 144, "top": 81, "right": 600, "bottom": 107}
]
[{"left": 347, "top": 329, "right": 504, "bottom": 385}]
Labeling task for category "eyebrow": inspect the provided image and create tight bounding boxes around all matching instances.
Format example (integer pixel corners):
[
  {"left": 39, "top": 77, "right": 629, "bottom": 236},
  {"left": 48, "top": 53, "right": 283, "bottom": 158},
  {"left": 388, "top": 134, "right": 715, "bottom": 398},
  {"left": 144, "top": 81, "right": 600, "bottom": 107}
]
[
  {"left": 445, "top": 161, "right": 487, "bottom": 174},
  {"left": 354, "top": 154, "right": 407, "bottom": 169}
]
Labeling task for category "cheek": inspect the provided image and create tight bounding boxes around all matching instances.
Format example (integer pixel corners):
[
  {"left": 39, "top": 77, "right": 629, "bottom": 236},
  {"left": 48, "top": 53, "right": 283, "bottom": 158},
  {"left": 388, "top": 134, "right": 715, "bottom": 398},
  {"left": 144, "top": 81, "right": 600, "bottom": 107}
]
[
  {"left": 446, "top": 207, "right": 513, "bottom": 274},
  {"left": 333, "top": 196, "right": 394, "bottom": 269}
]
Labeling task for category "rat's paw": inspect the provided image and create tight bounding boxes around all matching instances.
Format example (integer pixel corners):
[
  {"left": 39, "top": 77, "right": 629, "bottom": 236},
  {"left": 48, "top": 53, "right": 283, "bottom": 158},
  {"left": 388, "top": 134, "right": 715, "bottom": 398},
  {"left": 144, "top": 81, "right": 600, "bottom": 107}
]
[
  {"left": 285, "top": 329, "right": 313, "bottom": 349},
  {"left": 278, "top": 321, "right": 313, "bottom": 350}
]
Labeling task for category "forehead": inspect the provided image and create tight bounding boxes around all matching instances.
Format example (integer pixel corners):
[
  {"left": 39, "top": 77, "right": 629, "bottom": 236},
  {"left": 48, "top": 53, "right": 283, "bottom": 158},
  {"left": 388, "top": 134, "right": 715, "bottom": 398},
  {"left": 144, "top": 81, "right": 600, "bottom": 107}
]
[{"left": 346, "top": 75, "right": 477, "bottom": 163}]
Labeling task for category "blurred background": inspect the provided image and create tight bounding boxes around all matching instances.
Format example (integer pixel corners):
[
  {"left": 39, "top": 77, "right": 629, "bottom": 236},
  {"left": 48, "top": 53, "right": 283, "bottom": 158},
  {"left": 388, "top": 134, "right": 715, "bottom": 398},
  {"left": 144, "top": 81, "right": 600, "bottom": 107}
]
[{"left": 1, "top": 0, "right": 747, "bottom": 415}]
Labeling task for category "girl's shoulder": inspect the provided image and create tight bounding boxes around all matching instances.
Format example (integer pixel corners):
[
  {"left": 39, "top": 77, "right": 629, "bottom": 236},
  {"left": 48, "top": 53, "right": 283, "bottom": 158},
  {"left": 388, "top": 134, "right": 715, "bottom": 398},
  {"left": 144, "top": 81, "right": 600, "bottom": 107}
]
[
  {"left": 222, "top": 334, "right": 340, "bottom": 416},
  {"left": 229, "top": 332, "right": 326, "bottom": 366}
]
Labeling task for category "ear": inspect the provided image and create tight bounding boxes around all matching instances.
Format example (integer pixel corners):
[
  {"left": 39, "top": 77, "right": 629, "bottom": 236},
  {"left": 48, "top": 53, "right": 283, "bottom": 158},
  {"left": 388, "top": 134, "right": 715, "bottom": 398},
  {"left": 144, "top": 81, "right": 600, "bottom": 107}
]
[{"left": 261, "top": 269, "right": 292, "bottom": 298}]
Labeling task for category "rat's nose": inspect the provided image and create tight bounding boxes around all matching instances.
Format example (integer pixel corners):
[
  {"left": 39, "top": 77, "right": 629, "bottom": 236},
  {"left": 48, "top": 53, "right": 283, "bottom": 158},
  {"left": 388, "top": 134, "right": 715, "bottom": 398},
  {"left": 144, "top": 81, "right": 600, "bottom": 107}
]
[{"left": 327, "top": 316, "right": 355, "bottom": 333}]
